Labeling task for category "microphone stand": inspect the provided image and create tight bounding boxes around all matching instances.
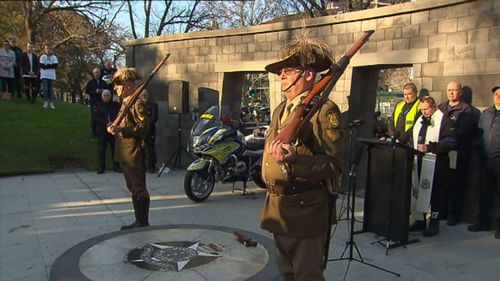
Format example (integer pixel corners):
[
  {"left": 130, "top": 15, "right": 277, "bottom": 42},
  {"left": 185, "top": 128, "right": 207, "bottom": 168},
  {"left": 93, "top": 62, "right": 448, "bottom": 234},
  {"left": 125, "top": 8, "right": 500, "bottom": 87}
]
[{"left": 327, "top": 122, "right": 399, "bottom": 279}]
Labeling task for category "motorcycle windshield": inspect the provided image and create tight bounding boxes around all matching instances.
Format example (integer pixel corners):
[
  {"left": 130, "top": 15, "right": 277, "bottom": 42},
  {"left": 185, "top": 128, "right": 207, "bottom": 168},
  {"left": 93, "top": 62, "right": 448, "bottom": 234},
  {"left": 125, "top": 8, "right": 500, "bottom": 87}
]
[{"left": 192, "top": 106, "right": 222, "bottom": 137}]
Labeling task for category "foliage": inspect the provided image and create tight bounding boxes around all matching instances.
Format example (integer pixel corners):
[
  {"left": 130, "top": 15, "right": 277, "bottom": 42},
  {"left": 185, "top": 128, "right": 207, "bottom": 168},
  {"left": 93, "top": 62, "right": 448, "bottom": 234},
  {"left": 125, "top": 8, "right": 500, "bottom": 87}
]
[
  {"left": 199, "top": 0, "right": 289, "bottom": 29},
  {"left": 0, "top": 99, "right": 100, "bottom": 176}
]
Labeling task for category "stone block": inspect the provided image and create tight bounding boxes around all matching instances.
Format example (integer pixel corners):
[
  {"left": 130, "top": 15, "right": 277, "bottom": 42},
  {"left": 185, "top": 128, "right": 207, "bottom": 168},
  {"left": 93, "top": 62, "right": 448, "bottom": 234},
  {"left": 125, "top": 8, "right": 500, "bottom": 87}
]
[
  {"left": 437, "top": 46, "right": 455, "bottom": 61},
  {"left": 422, "top": 77, "right": 433, "bottom": 90},
  {"left": 429, "top": 7, "right": 447, "bottom": 21},
  {"left": 360, "top": 41, "right": 376, "bottom": 54},
  {"left": 194, "top": 39, "right": 207, "bottom": 47},
  {"left": 413, "top": 63, "right": 422, "bottom": 77},
  {"left": 420, "top": 21, "right": 438, "bottom": 36},
  {"left": 464, "top": 59, "right": 486, "bottom": 75},
  {"left": 222, "top": 45, "right": 235, "bottom": 54},
  {"left": 247, "top": 43, "right": 256, "bottom": 53},
  {"left": 256, "top": 42, "right": 272, "bottom": 52},
  {"left": 443, "top": 60, "right": 464, "bottom": 76},
  {"left": 197, "top": 63, "right": 209, "bottom": 73},
  {"left": 438, "top": 19, "right": 458, "bottom": 33},
  {"left": 361, "top": 19, "right": 377, "bottom": 31},
  {"left": 422, "top": 62, "right": 444, "bottom": 76},
  {"left": 475, "top": 41, "right": 498, "bottom": 59},
  {"left": 485, "top": 58, "right": 500, "bottom": 74},
  {"left": 377, "top": 17, "right": 393, "bottom": 29},
  {"left": 255, "top": 33, "right": 267, "bottom": 43},
  {"left": 411, "top": 10, "right": 429, "bottom": 24},
  {"left": 331, "top": 24, "right": 346, "bottom": 34},
  {"left": 266, "top": 32, "right": 278, "bottom": 42},
  {"left": 317, "top": 25, "right": 332, "bottom": 36},
  {"left": 229, "top": 36, "right": 242, "bottom": 45},
  {"left": 271, "top": 41, "right": 282, "bottom": 51},
  {"left": 278, "top": 31, "right": 292, "bottom": 41},
  {"left": 370, "top": 29, "right": 385, "bottom": 41},
  {"left": 492, "top": 26, "right": 500, "bottom": 39},
  {"left": 428, "top": 48, "right": 438, "bottom": 62},
  {"left": 446, "top": 3, "right": 470, "bottom": 17},
  {"left": 188, "top": 47, "right": 199, "bottom": 56},
  {"left": 207, "top": 38, "right": 217, "bottom": 46},
  {"left": 254, "top": 52, "right": 266, "bottom": 60},
  {"left": 266, "top": 51, "right": 279, "bottom": 60},
  {"left": 199, "top": 47, "right": 209, "bottom": 56},
  {"left": 410, "top": 36, "right": 428, "bottom": 49},
  {"left": 458, "top": 14, "right": 480, "bottom": 31},
  {"left": 428, "top": 34, "right": 447, "bottom": 48},
  {"left": 234, "top": 44, "right": 247, "bottom": 53},
  {"left": 467, "top": 28, "right": 490, "bottom": 44},
  {"left": 385, "top": 27, "right": 402, "bottom": 40},
  {"left": 393, "top": 14, "right": 411, "bottom": 27},
  {"left": 447, "top": 31, "right": 467, "bottom": 45},
  {"left": 338, "top": 33, "right": 350, "bottom": 45},
  {"left": 228, "top": 54, "right": 241, "bottom": 61},
  {"left": 478, "top": 13, "right": 497, "bottom": 28},
  {"left": 392, "top": 38, "right": 410, "bottom": 50},
  {"left": 470, "top": 0, "right": 494, "bottom": 14},
  {"left": 242, "top": 35, "right": 254, "bottom": 44},
  {"left": 194, "top": 55, "right": 206, "bottom": 63},
  {"left": 324, "top": 35, "right": 339, "bottom": 46},
  {"left": 377, "top": 40, "right": 392, "bottom": 52},
  {"left": 454, "top": 44, "right": 475, "bottom": 60},
  {"left": 346, "top": 21, "right": 361, "bottom": 33},
  {"left": 402, "top": 25, "right": 420, "bottom": 38},
  {"left": 240, "top": 53, "right": 254, "bottom": 61}
]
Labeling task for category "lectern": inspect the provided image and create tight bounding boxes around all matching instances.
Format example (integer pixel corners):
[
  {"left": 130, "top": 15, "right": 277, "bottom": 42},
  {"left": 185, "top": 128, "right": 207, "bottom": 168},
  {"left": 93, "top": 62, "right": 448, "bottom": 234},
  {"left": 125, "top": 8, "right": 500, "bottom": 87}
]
[{"left": 358, "top": 137, "right": 419, "bottom": 245}]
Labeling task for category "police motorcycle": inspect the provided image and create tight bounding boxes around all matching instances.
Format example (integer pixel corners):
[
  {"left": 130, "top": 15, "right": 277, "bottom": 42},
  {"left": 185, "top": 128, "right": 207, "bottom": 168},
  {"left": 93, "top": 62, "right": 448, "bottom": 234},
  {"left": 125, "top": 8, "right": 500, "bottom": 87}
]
[{"left": 184, "top": 106, "right": 266, "bottom": 202}]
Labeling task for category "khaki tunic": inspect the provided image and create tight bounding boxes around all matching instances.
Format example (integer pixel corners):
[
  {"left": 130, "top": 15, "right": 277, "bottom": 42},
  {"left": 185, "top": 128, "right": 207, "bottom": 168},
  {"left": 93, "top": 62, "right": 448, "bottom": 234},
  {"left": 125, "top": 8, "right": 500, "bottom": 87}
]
[
  {"left": 260, "top": 99, "right": 343, "bottom": 237},
  {"left": 115, "top": 96, "right": 150, "bottom": 167}
]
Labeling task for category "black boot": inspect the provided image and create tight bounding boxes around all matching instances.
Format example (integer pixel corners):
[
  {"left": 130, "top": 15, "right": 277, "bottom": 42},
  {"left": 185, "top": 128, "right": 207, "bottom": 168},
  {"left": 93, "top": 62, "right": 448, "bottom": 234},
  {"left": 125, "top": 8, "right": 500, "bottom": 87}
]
[
  {"left": 120, "top": 196, "right": 140, "bottom": 230},
  {"left": 409, "top": 220, "right": 426, "bottom": 232},
  {"left": 423, "top": 213, "right": 440, "bottom": 237},
  {"left": 137, "top": 198, "right": 150, "bottom": 227}
]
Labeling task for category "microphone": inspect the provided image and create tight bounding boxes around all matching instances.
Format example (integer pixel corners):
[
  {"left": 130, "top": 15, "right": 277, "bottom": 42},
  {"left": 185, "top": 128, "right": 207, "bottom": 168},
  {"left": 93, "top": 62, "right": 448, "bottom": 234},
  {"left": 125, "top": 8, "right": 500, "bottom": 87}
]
[{"left": 348, "top": 118, "right": 364, "bottom": 128}]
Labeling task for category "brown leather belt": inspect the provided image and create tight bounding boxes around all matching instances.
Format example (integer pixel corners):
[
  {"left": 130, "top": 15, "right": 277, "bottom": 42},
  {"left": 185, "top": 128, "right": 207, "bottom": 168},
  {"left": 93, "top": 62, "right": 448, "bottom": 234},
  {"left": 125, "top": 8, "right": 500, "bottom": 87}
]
[{"left": 267, "top": 181, "right": 323, "bottom": 196}]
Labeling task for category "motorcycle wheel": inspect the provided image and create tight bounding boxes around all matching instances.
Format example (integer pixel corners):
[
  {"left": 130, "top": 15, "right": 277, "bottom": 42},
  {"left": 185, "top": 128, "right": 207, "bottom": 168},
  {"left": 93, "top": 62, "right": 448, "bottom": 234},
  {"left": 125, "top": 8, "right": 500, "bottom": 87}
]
[
  {"left": 253, "top": 166, "right": 267, "bottom": 189},
  {"left": 184, "top": 167, "right": 215, "bottom": 202}
]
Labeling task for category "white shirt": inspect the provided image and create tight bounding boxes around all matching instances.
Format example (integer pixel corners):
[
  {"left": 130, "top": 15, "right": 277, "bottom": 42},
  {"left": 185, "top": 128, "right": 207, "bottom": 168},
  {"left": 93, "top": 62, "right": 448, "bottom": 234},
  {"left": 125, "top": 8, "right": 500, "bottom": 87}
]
[{"left": 39, "top": 53, "right": 58, "bottom": 80}]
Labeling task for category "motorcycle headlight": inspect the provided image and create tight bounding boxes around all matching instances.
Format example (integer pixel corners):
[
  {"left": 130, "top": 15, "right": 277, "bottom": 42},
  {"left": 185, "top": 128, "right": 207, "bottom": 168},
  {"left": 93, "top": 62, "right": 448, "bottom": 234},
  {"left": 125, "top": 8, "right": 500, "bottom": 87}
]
[{"left": 192, "top": 136, "right": 201, "bottom": 148}]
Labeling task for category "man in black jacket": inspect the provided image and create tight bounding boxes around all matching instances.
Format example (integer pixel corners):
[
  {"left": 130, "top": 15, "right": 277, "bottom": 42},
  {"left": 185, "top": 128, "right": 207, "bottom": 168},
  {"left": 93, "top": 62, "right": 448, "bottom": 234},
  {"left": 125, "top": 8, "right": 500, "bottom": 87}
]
[
  {"left": 438, "top": 80, "right": 478, "bottom": 226},
  {"left": 93, "top": 89, "right": 121, "bottom": 174},
  {"left": 468, "top": 86, "right": 500, "bottom": 239},
  {"left": 86, "top": 68, "right": 108, "bottom": 137}
]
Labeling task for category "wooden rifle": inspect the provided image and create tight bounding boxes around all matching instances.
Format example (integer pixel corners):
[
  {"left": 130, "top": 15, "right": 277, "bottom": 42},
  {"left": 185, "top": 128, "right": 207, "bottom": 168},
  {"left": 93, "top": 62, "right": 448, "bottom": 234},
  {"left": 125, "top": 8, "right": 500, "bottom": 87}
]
[
  {"left": 111, "top": 54, "right": 170, "bottom": 127},
  {"left": 275, "top": 31, "right": 374, "bottom": 144}
]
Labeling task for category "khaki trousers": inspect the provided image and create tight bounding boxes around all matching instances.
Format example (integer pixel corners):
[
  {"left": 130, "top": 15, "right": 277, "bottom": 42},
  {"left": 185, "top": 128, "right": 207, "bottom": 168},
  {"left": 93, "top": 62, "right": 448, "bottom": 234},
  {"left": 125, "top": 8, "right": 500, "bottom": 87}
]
[
  {"left": 122, "top": 163, "right": 149, "bottom": 201},
  {"left": 273, "top": 233, "right": 326, "bottom": 281}
]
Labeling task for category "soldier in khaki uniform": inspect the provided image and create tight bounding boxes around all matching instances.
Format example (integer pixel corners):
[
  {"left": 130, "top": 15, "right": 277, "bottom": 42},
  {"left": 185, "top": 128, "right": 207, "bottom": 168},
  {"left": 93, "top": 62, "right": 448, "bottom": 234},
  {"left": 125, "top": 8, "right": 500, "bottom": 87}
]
[
  {"left": 260, "top": 36, "right": 343, "bottom": 281},
  {"left": 107, "top": 68, "right": 151, "bottom": 230}
]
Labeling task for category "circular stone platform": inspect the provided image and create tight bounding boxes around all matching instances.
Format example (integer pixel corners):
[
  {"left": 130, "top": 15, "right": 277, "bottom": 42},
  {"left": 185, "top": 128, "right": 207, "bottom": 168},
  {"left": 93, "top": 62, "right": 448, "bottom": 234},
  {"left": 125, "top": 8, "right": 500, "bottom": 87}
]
[{"left": 50, "top": 224, "right": 278, "bottom": 281}]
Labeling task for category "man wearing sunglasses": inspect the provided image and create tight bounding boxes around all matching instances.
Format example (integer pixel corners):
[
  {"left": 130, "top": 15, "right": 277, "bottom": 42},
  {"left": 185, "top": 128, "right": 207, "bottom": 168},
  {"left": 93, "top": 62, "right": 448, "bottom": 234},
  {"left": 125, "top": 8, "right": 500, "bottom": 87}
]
[{"left": 260, "top": 36, "right": 343, "bottom": 281}]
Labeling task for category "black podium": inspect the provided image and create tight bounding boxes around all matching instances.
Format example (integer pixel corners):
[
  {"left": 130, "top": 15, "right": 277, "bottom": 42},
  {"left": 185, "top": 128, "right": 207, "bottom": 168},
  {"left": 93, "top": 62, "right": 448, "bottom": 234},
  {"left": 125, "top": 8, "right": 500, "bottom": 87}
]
[{"left": 358, "top": 137, "right": 419, "bottom": 245}]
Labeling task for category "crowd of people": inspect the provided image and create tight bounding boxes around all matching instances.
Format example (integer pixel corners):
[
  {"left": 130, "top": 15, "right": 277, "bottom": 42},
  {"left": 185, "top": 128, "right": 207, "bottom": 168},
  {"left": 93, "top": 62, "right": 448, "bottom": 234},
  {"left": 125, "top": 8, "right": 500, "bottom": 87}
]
[
  {"left": 389, "top": 81, "right": 500, "bottom": 239},
  {"left": 0, "top": 37, "right": 60, "bottom": 107}
]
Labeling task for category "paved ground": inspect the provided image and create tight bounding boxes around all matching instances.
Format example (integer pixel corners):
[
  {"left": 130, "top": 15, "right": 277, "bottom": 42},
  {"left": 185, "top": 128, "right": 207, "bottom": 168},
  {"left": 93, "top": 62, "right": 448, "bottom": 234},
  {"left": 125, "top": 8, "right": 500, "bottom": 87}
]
[{"left": 1, "top": 170, "right": 499, "bottom": 281}]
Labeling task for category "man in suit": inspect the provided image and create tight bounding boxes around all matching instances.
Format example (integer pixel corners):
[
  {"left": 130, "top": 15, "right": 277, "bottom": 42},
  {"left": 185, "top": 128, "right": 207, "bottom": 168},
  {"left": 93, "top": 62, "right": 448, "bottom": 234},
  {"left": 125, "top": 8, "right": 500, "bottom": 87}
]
[
  {"left": 20, "top": 42, "right": 40, "bottom": 103},
  {"left": 85, "top": 67, "right": 108, "bottom": 136},
  {"left": 107, "top": 68, "right": 150, "bottom": 230},
  {"left": 93, "top": 89, "right": 120, "bottom": 174},
  {"left": 260, "top": 36, "right": 343, "bottom": 281}
]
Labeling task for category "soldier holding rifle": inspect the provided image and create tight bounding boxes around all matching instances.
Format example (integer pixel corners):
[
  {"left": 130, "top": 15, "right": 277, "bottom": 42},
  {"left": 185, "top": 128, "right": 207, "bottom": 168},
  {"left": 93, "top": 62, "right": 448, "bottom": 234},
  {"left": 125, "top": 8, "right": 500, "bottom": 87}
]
[
  {"left": 259, "top": 35, "right": 343, "bottom": 281},
  {"left": 107, "top": 68, "right": 151, "bottom": 230}
]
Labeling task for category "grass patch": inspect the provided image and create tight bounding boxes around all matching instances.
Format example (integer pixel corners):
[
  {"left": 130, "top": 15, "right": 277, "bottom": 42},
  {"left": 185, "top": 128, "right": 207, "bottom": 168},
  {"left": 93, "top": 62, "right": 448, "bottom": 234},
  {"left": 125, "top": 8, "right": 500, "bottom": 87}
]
[{"left": 0, "top": 98, "right": 99, "bottom": 176}]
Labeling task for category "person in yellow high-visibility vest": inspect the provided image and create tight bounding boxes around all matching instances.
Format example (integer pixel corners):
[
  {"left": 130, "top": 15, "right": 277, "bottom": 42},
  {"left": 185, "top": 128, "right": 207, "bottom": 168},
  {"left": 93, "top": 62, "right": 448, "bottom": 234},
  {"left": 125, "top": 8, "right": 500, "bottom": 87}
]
[{"left": 388, "top": 82, "right": 421, "bottom": 144}]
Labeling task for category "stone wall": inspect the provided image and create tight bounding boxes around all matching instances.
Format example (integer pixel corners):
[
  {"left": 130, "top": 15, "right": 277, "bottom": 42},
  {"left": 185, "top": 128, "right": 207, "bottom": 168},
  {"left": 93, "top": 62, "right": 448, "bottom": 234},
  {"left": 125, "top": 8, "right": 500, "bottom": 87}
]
[{"left": 125, "top": 0, "right": 499, "bottom": 190}]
